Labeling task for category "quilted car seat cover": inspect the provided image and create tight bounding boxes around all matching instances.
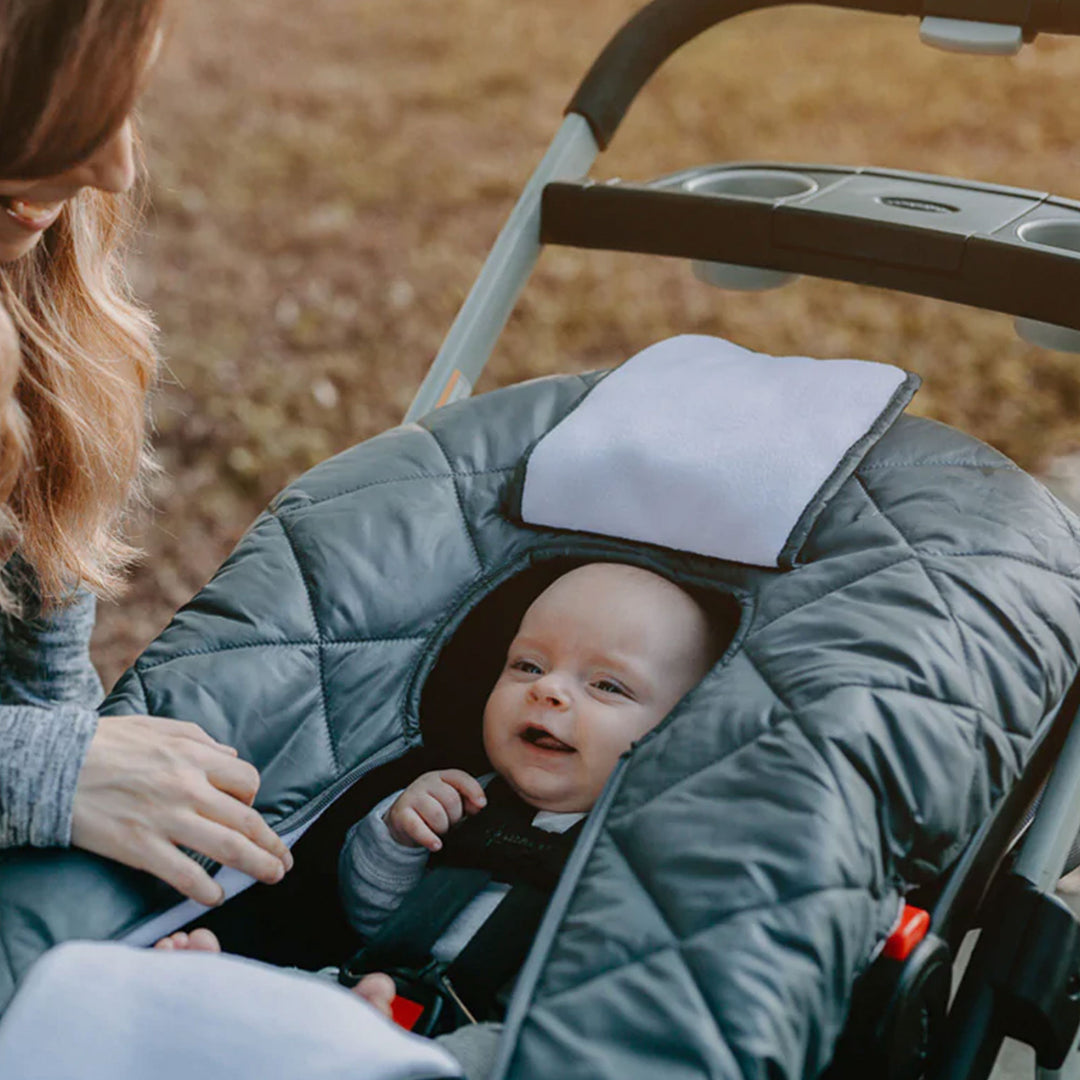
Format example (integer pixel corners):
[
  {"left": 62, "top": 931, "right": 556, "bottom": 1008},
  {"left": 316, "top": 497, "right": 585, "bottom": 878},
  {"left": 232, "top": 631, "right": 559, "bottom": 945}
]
[{"left": 1, "top": 364, "right": 1079, "bottom": 1080}]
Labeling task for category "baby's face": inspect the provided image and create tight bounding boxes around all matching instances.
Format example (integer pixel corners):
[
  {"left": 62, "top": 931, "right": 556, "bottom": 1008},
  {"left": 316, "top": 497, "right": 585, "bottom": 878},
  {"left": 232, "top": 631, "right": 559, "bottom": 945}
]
[{"left": 482, "top": 564, "right": 714, "bottom": 814}]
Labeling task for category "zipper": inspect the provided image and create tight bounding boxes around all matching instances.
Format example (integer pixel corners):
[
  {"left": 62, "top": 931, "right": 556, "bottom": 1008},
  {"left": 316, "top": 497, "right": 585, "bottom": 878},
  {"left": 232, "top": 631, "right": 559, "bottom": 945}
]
[
  {"left": 118, "top": 733, "right": 414, "bottom": 944},
  {"left": 273, "top": 733, "right": 413, "bottom": 836},
  {"left": 488, "top": 755, "right": 629, "bottom": 1080}
]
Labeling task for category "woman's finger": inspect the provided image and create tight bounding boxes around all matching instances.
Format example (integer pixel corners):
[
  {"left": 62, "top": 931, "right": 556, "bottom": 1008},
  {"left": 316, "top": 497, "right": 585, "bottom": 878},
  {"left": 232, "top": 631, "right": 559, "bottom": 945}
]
[
  {"left": 145, "top": 715, "right": 240, "bottom": 756},
  {"left": 134, "top": 839, "right": 226, "bottom": 907},
  {"left": 194, "top": 784, "right": 293, "bottom": 870},
  {"left": 170, "top": 812, "right": 288, "bottom": 887},
  {"left": 201, "top": 752, "right": 261, "bottom": 806}
]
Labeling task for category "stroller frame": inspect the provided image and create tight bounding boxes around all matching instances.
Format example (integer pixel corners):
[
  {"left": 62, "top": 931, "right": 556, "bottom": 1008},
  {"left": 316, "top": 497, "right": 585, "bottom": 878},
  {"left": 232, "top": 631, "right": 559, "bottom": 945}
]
[{"left": 399, "top": 2, "right": 1080, "bottom": 1077}]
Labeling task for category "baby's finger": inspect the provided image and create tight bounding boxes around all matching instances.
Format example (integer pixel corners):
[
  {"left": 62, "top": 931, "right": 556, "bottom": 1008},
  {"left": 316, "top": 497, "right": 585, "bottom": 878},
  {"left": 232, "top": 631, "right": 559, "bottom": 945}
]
[
  {"left": 439, "top": 770, "right": 487, "bottom": 813},
  {"left": 430, "top": 780, "right": 464, "bottom": 825},
  {"left": 416, "top": 792, "right": 451, "bottom": 836},
  {"left": 153, "top": 932, "right": 187, "bottom": 950},
  {"left": 399, "top": 807, "right": 443, "bottom": 852}
]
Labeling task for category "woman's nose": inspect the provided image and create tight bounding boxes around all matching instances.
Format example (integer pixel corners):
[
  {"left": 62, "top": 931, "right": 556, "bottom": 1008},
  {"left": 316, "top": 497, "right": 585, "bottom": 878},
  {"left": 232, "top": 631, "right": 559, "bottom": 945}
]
[{"left": 64, "top": 119, "right": 137, "bottom": 195}]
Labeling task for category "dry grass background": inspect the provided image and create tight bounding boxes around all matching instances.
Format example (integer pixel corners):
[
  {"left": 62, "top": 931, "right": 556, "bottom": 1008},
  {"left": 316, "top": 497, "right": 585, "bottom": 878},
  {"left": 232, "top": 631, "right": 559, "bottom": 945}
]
[{"left": 89, "top": 0, "right": 1080, "bottom": 687}]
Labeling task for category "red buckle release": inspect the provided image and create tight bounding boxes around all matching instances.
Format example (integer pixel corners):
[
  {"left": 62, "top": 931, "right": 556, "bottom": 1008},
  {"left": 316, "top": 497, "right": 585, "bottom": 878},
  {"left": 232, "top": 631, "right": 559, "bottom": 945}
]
[
  {"left": 883, "top": 903, "right": 930, "bottom": 961},
  {"left": 390, "top": 995, "right": 425, "bottom": 1031}
]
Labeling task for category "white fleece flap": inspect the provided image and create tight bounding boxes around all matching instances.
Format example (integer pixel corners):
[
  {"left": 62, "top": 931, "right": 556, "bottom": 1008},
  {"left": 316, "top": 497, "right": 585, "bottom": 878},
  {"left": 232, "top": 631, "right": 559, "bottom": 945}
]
[
  {"left": 520, "top": 335, "right": 910, "bottom": 567},
  {"left": 0, "top": 942, "right": 462, "bottom": 1080}
]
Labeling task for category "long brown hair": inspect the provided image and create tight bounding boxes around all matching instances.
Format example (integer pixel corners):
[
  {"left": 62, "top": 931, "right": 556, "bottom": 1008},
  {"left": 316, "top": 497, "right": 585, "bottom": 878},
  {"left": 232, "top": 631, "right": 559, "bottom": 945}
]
[{"left": 0, "top": 0, "right": 164, "bottom": 614}]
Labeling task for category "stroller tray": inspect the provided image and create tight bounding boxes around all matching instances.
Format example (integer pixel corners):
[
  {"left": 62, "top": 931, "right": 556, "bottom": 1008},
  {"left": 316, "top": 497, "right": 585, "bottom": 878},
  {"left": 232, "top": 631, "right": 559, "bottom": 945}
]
[{"left": 541, "top": 164, "right": 1080, "bottom": 340}]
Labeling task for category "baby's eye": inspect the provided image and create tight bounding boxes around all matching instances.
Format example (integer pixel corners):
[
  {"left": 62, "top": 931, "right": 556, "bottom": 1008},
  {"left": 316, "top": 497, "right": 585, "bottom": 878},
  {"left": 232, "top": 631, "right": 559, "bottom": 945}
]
[
  {"left": 510, "top": 658, "right": 542, "bottom": 675},
  {"left": 593, "top": 678, "right": 628, "bottom": 697}
]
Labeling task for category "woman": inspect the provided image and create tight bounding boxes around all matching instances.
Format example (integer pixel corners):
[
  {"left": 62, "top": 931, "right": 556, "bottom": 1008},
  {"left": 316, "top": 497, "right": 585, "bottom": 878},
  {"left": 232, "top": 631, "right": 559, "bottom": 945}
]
[{"left": 0, "top": 0, "right": 291, "bottom": 906}]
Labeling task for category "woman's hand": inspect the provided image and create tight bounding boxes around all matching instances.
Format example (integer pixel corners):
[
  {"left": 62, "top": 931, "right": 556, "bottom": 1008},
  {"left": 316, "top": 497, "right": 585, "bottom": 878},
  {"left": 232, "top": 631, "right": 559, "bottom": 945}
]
[
  {"left": 384, "top": 769, "right": 487, "bottom": 852},
  {"left": 71, "top": 714, "right": 293, "bottom": 906}
]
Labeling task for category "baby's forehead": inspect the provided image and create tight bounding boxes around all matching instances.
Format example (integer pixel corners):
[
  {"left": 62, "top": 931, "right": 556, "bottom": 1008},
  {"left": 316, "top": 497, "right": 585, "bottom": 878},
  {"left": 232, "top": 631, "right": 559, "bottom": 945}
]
[
  {"left": 525, "top": 566, "right": 701, "bottom": 632},
  {"left": 532, "top": 564, "right": 683, "bottom": 611}
]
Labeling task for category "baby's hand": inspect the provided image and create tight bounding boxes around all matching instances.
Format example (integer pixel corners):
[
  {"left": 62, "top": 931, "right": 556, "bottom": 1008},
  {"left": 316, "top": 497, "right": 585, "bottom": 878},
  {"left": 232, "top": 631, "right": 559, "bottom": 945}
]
[{"left": 384, "top": 770, "right": 487, "bottom": 851}]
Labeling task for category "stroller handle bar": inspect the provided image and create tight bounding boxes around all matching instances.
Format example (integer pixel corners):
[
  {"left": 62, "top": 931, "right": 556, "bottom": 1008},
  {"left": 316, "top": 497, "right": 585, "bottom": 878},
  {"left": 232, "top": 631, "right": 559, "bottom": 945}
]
[
  {"left": 404, "top": 0, "right": 1080, "bottom": 423},
  {"left": 567, "top": 0, "right": 1080, "bottom": 150}
]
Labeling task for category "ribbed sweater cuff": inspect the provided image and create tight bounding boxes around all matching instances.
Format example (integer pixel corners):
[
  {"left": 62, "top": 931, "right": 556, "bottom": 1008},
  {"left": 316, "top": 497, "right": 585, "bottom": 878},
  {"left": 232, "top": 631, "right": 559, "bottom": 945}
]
[{"left": 0, "top": 704, "right": 99, "bottom": 848}]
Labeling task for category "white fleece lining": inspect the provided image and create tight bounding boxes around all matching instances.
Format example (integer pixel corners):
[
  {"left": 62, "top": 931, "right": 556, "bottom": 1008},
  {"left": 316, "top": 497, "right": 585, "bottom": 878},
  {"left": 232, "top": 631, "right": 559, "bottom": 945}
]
[
  {"left": 520, "top": 335, "right": 912, "bottom": 567},
  {"left": 0, "top": 941, "right": 462, "bottom": 1080}
]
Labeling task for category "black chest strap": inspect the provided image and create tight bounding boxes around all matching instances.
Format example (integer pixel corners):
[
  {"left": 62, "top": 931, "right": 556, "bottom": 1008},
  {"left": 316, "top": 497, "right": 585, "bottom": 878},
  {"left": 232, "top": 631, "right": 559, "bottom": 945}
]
[{"left": 339, "top": 777, "right": 583, "bottom": 1023}]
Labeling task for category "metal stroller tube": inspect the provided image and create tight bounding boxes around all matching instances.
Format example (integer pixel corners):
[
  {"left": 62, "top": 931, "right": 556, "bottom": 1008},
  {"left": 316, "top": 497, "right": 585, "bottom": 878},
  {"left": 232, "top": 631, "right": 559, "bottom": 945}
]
[
  {"left": 566, "top": 0, "right": 1080, "bottom": 150},
  {"left": 928, "top": 675, "right": 1080, "bottom": 1080}
]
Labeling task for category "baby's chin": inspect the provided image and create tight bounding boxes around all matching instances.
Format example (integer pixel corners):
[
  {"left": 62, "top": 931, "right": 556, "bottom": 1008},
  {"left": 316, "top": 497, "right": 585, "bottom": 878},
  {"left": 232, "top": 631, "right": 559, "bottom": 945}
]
[{"left": 504, "top": 772, "right": 594, "bottom": 815}]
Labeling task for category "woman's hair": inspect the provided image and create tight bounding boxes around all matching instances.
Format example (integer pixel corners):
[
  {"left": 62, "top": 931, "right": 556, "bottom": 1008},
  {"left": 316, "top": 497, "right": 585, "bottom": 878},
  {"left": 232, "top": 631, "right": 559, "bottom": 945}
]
[{"left": 0, "top": 0, "right": 164, "bottom": 614}]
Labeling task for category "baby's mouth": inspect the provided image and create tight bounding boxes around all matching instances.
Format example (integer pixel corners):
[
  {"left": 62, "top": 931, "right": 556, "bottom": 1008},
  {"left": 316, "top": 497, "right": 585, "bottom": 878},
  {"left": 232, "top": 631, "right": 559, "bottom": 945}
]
[{"left": 521, "top": 725, "right": 575, "bottom": 753}]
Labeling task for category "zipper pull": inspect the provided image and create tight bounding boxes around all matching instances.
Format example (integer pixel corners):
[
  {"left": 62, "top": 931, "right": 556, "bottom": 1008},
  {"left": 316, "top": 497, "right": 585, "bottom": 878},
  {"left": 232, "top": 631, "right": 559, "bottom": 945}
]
[{"left": 439, "top": 974, "right": 479, "bottom": 1025}]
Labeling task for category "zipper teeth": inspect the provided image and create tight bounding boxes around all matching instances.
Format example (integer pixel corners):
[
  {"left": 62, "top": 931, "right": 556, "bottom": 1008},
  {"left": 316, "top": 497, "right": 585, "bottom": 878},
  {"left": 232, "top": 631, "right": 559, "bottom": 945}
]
[
  {"left": 117, "top": 735, "right": 412, "bottom": 941},
  {"left": 274, "top": 735, "right": 412, "bottom": 834},
  {"left": 489, "top": 756, "right": 628, "bottom": 1080}
]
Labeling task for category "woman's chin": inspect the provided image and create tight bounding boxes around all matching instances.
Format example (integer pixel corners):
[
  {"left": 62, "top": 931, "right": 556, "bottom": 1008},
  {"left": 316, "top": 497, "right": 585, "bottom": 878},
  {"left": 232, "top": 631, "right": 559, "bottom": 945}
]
[{"left": 0, "top": 232, "right": 44, "bottom": 263}]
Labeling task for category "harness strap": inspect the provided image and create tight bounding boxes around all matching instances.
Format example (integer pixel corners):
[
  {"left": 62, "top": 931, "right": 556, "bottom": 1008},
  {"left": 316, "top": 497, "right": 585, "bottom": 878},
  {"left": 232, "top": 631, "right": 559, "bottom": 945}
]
[
  {"left": 339, "top": 776, "right": 585, "bottom": 1027},
  {"left": 345, "top": 865, "right": 492, "bottom": 976},
  {"left": 442, "top": 880, "right": 549, "bottom": 1017}
]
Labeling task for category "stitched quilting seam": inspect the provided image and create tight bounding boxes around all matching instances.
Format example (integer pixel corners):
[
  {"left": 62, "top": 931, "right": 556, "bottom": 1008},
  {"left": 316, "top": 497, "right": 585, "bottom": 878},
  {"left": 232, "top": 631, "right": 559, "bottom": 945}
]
[
  {"left": 273, "top": 465, "right": 518, "bottom": 516},
  {"left": 855, "top": 475, "right": 984, "bottom": 713},
  {"left": 270, "top": 514, "right": 340, "bottom": 776},
  {"left": 134, "top": 636, "right": 428, "bottom": 673},
  {"left": 131, "top": 668, "right": 150, "bottom": 712},
  {"left": 738, "top": 653, "right": 893, "bottom": 873},
  {"left": 744, "top": 553, "right": 917, "bottom": 638},
  {"left": 535, "top": 831, "right": 871, "bottom": 1008},
  {"left": 857, "top": 460, "right": 1021, "bottom": 471},
  {"left": 911, "top": 550, "right": 1080, "bottom": 582},
  {"left": 565, "top": 834, "right": 730, "bottom": 1052},
  {"left": 606, "top": 706, "right": 810, "bottom": 828},
  {"left": 423, "top": 427, "right": 484, "bottom": 576},
  {"left": 855, "top": 474, "right": 1001, "bottom": 871}
]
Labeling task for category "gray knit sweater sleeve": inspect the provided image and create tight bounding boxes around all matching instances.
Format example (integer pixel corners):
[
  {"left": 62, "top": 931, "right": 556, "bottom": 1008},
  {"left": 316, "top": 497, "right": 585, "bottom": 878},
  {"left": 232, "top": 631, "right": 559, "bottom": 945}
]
[
  {"left": 0, "top": 587, "right": 103, "bottom": 848},
  {"left": 338, "top": 789, "right": 430, "bottom": 939}
]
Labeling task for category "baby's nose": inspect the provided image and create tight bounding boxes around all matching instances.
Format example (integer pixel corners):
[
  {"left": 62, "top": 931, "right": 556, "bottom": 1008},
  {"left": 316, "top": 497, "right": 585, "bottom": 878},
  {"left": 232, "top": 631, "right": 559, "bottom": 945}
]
[{"left": 530, "top": 676, "right": 569, "bottom": 708}]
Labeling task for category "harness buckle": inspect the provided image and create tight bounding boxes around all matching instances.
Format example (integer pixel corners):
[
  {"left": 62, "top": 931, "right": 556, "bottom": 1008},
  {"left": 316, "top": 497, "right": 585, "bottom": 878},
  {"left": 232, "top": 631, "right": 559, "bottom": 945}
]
[{"left": 338, "top": 957, "right": 472, "bottom": 1037}]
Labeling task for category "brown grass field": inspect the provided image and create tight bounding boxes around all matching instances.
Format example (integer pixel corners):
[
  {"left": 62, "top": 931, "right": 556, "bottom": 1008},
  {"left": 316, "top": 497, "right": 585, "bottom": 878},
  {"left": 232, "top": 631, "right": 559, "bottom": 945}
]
[{"left": 90, "top": 0, "right": 1080, "bottom": 687}]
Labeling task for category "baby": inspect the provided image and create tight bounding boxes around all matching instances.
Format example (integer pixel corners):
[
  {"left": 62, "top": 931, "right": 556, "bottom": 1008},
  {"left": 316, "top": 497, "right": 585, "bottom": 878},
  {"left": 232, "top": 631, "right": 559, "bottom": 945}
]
[{"left": 157, "top": 563, "right": 720, "bottom": 1071}]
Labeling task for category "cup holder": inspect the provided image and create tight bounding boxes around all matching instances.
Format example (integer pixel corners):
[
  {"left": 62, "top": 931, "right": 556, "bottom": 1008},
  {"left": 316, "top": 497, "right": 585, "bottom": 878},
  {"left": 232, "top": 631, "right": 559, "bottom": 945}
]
[
  {"left": 1017, "top": 219, "right": 1080, "bottom": 254},
  {"left": 1012, "top": 220, "right": 1080, "bottom": 350},
  {"left": 692, "top": 260, "right": 798, "bottom": 292},
  {"left": 686, "top": 170, "right": 812, "bottom": 290},
  {"left": 1015, "top": 317, "right": 1080, "bottom": 354},
  {"left": 685, "top": 169, "right": 818, "bottom": 202}
]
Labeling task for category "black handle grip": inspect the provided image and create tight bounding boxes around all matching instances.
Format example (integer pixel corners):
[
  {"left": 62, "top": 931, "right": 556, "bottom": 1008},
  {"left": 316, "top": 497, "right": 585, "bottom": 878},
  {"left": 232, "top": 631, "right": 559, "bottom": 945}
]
[{"left": 567, "top": 0, "right": 1080, "bottom": 150}]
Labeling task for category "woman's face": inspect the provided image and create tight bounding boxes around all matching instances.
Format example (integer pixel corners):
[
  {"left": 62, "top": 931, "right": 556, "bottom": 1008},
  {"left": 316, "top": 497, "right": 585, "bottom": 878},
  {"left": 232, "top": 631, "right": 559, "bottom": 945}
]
[
  {"left": 0, "top": 120, "right": 137, "bottom": 262},
  {"left": 0, "top": 22, "right": 163, "bottom": 264}
]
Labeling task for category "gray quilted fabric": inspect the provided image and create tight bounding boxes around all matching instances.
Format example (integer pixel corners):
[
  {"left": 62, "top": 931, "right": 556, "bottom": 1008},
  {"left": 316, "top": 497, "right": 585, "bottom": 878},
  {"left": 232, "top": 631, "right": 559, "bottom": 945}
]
[{"left": 0, "top": 369, "right": 1078, "bottom": 1080}]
